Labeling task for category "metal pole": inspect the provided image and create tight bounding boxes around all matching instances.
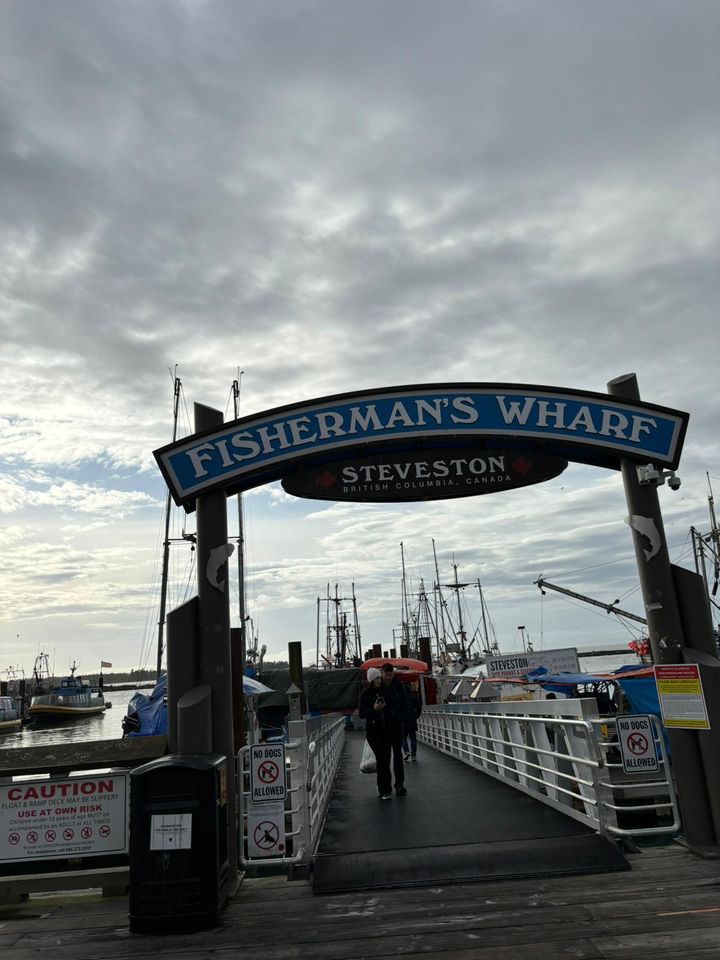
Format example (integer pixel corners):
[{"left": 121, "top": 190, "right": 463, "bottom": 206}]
[
  {"left": 157, "top": 374, "right": 182, "bottom": 678},
  {"left": 194, "top": 402, "right": 238, "bottom": 883},
  {"left": 607, "top": 373, "right": 716, "bottom": 849},
  {"left": 232, "top": 373, "right": 247, "bottom": 712}
]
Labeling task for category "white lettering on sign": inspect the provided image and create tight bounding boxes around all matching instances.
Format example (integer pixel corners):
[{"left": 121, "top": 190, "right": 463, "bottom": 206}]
[
  {"left": 0, "top": 773, "right": 128, "bottom": 862},
  {"left": 617, "top": 715, "right": 660, "bottom": 775},
  {"left": 156, "top": 386, "right": 687, "bottom": 507}
]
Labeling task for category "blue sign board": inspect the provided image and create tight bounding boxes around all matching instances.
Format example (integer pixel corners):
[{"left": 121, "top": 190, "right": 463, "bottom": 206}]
[{"left": 153, "top": 384, "right": 688, "bottom": 508}]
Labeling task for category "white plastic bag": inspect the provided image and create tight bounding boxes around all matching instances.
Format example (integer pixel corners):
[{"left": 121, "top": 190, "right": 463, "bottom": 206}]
[{"left": 359, "top": 739, "right": 376, "bottom": 774}]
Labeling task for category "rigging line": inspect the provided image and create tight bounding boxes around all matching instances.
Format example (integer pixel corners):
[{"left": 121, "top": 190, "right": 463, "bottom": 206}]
[
  {"left": 551, "top": 538, "right": 696, "bottom": 579},
  {"left": 137, "top": 496, "right": 171, "bottom": 672}
]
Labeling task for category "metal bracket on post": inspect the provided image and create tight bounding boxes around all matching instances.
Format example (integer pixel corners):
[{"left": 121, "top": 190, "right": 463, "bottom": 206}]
[{"left": 636, "top": 464, "right": 682, "bottom": 490}]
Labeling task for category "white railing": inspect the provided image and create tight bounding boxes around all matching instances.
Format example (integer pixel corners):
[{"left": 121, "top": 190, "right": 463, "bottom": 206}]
[
  {"left": 238, "top": 714, "right": 346, "bottom": 869},
  {"left": 418, "top": 699, "right": 680, "bottom": 839}
]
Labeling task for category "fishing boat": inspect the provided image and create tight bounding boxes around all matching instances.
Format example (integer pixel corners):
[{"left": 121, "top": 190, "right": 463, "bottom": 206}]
[
  {"left": 27, "top": 663, "right": 107, "bottom": 720},
  {"left": 0, "top": 696, "right": 21, "bottom": 732}
]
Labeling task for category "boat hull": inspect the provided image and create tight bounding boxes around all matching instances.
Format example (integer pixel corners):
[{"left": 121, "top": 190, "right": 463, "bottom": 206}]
[
  {"left": 27, "top": 703, "right": 106, "bottom": 719},
  {"left": 0, "top": 718, "right": 22, "bottom": 732}
]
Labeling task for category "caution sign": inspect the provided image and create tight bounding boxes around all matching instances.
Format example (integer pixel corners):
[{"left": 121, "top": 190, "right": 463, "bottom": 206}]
[
  {"left": 655, "top": 664, "right": 710, "bottom": 730},
  {"left": 247, "top": 799, "right": 286, "bottom": 858},
  {"left": 616, "top": 715, "right": 659, "bottom": 775},
  {"left": 250, "top": 744, "right": 286, "bottom": 803},
  {"left": 0, "top": 772, "right": 128, "bottom": 863}
]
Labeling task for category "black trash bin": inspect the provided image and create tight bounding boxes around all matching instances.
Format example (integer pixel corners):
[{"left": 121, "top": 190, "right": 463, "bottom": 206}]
[{"left": 128, "top": 753, "right": 229, "bottom": 934}]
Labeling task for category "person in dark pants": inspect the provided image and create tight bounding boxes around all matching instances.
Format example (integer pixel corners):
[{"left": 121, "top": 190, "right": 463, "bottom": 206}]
[
  {"left": 402, "top": 680, "right": 422, "bottom": 760},
  {"left": 358, "top": 663, "right": 410, "bottom": 798}
]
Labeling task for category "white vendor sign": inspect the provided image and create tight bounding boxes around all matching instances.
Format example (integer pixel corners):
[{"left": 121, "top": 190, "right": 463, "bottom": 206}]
[
  {"left": 616, "top": 715, "right": 660, "bottom": 775},
  {"left": 0, "top": 771, "right": 129, "bottom": 863},
  {"left": 250, "top": 743, "right": 287, "bottom": 803},
  {"left": 246, "top": 799, "right": 286, "bottom": 858},
  {"left": 485, "top": 647, "right": 580, "bottom": 679}
]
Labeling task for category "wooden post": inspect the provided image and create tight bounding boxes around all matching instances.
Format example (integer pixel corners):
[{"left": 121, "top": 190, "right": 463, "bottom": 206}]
[
  {"left": 288, "top": 641, "right": 305, "bottom": 714},
  {"left": 231, "top": 627, "right": 246, "bottom": 752},
  {"left": 167, "top": 597, "right": 199, "bottom": 753}
]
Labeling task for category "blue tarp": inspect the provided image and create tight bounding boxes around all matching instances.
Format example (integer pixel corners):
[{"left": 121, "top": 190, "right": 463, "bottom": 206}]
[
  {"left": 524, "top": 665, "right": 669, "bottom": 752},
  {"left": 126, "top": 674, "right": 168, "bottom": 737}
]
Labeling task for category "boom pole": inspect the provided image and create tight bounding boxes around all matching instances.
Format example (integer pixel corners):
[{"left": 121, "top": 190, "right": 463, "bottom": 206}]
[{"left": 534, "top": 578, "right": 647, "bottom": 625}]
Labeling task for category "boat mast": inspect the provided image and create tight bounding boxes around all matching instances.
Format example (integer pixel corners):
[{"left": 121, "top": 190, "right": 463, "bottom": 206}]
[
  {"left": 232, "top": 371, "right": 248, "bottom": 676},
  {"left": 400, "top": 541, "right": 410, "bottom": 649},
  {"left": 156, "top": 371, "right": 181, "bottom": 679},
  {"left": 351, "top": 582, "right": 361, "bottom": 661},
  {"left": 446, "top": 562, "right": 469, "bottom": 658},
  {"left": 477, "top": 580, "right": 491, "bottom": 655},
  {"left": 432, "top": 539, "right": 447, "bottom": 663}
]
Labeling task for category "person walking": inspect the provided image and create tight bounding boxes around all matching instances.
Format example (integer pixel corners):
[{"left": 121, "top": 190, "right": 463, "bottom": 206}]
[
  {"left": 402, "top": 680, "right": 422, "bottom": 760},
  {"left": 358, "top": 662, "right": 410, "bottom": 799}
]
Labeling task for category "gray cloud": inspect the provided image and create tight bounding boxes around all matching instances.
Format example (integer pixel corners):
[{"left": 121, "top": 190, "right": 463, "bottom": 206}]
[{"left": 1, "top": 0, "right": 717, "bottom": 670}]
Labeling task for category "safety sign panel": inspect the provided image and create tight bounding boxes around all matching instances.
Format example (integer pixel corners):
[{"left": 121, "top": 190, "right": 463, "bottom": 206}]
[
  {"left": 250, "top": 743, "right": 287, "bottom": 802},
  {"left": 247, "top": 799, "right": 286, "bottom": 858},
  {"left": 151, "top": 813, "right": 192, "bottom": 850},
  {"left": 616, "top": 715, "right": 659, "bottom": 775},
  {"left": 655, "top": 664, "right": 710, "bottom": 730},
  {"left": 0, "top": 772, "right": 128, "bottom": 862}
]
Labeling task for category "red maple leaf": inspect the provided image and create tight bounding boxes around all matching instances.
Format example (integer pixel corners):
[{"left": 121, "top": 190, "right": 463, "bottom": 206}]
[
  {"left": 315, "top": 470, "right": 337, "bottom": 489},
  {"left": 511, "top": 455, "right": 534, "bottom": 475}
]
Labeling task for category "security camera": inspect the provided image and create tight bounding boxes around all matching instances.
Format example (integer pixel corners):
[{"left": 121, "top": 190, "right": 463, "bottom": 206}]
[
  {"left": 637, "top": 464, "right": 660, "bottom": 485},
  {"left": 667, "top": 473, "right": 681, "bottom": 491}
]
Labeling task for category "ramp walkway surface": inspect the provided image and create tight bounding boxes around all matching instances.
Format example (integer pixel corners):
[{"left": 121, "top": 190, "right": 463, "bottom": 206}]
[{"left": 313, "top": 730, "right": 628, "bottom": 893}]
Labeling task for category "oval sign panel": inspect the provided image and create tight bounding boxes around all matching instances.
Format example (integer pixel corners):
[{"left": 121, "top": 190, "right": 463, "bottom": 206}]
[{"left": 280, "top": 447, "right": 568, "bottom": 503}]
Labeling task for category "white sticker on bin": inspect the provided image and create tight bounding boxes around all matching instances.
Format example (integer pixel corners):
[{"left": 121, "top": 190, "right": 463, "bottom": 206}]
[{"left": 150, "top": 813, "right": 192, "bottom": 850}]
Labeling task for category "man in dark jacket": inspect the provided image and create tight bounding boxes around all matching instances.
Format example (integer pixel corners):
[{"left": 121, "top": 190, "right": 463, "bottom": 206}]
[{"left": 359, "top": 662, "right": 410, "bottom": 798}]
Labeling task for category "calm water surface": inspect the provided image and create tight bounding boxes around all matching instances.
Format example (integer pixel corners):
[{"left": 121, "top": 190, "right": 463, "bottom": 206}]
[
  {"left": 1, "top": 655, "right": 641, "bottom": 752},
  {"left": 0, "top": 688, "right": 137, "bottom": 750}
]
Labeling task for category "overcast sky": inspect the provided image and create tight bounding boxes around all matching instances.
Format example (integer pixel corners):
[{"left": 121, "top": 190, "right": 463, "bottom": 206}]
[{"left": 1, "top": 0, "right": 718, "bottom": 679}]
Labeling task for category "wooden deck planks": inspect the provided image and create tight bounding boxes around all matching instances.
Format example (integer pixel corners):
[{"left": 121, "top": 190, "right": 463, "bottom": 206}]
[{"left": 0, "top": 845, "right": 718, "bottom": 959}]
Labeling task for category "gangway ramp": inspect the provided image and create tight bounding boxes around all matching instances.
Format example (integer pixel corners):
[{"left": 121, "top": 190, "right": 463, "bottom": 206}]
[{"left": 312, "top": 731, "right": 628, "bottom": 893}]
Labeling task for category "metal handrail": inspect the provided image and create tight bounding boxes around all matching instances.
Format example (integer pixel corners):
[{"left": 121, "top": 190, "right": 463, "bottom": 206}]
[
  {"left": 419, "top": 701, "right": 681, "bottom": 839},
  {"left": 238, "top": 714, "right": 346, "bottom": 869}
]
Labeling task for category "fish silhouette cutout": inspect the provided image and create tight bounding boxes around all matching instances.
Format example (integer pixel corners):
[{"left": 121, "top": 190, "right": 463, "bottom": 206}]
[
  {"left": 625, "top": 515, "right": 661, "bottom": 561},
  {"left": 207, "top": 542, "right": 235, "bottom": 591}
]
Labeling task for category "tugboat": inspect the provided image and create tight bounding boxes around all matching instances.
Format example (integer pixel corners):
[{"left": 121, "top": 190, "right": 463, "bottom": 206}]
[{"left": 27, "top": 662, "right": 108, "bottom": 721}]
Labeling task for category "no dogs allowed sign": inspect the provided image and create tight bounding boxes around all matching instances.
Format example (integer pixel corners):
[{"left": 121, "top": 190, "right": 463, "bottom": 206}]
[
  {"left": 250, "top": 744, "right": 287, "bottom": 803},
  {"left": 616, "top": 715, "right": 659, "bottom": 775}
]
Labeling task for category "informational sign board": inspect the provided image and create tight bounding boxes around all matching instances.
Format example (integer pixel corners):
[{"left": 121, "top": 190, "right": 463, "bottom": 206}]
[
  {"left": 616, "top": 715, "right": 660, "bottom": 774},
  {"left": 655, "top": 664, "right": 710, "bottom": 730},
  {"left": 250, "top": 743, "right": 287, "bottom": 803},
  {"left": 154, "top": 383, "right": 688, "bottom": 508},
  {"left": 151, "top": 813, "right": 192, "bottom": 850},
  {"left": 485, "top": 647, "right": 581, "bottom": 679},
  {"left": 246, "top": 799, "right": 286, "bottom": 858},
  {"left": 0, "top": 771, "right": 128, "bottom": 863},
  {"left": 280, "top": 448, "right": 568, "bottom": 503}
]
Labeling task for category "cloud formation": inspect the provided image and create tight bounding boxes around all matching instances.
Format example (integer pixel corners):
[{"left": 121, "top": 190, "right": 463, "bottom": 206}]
[{"left": 1, "top": 0, "right": 718, "bottom": 674}]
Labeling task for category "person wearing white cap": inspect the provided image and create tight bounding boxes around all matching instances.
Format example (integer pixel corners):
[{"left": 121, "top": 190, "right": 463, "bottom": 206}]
[{"left": 358, "top": 663, "right": 409, "bottom": 799}]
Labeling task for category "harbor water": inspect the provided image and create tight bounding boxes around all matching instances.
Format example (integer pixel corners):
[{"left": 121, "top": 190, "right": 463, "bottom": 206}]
[
  {"left": 0, "top": 654, "right": 642, "bottom": 750},
  {"left": 0, "top": 688, "right": 137, "bottom": 749}
]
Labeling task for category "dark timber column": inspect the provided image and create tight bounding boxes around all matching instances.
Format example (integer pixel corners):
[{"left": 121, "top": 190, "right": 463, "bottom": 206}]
[
  {"left": 231, "top": 627, "right": 246, "bottom": 752},
  {"left": 167, "top": 597, "right": 199, "bottom": 753},
  {"left": 288, "top": 641, "right": 305, "bottom": 714},
  {"left": 194, "top": 402, "right": 238, "bottom": 882},
  {"left": 608, "top": 373, "right": 716, "bottom": 849}
]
